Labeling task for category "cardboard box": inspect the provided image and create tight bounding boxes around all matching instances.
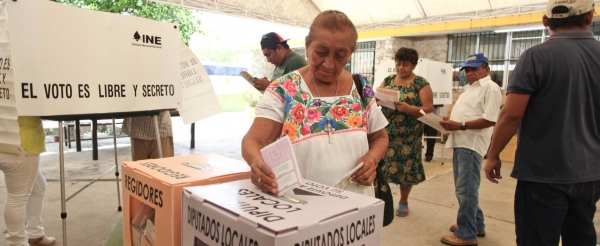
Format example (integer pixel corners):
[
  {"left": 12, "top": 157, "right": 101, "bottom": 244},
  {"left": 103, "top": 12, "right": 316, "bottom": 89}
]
[
  {"left": 122, "top": 153, "right": 250, "bottom": 246},
  {"left": 182, "top": 180, "right": 384, "bottom": 246}
]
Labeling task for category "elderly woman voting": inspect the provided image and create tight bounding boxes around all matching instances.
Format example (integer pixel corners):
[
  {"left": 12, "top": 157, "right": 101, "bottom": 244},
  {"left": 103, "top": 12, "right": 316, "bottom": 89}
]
[{"left": 241, "top": 10, "right": 389, "bottom": 197}]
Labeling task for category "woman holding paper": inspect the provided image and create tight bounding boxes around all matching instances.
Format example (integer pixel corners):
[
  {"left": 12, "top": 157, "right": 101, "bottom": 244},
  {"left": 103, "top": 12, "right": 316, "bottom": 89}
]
[
  {"left": 242, "top": 10, "right": 389, "bottom": 197},
  {"left": 0, "top": 117, "right": 56, "bottom": 246},
  {"left": 377, "top": 47, "right": 433, "bottom": 217}
]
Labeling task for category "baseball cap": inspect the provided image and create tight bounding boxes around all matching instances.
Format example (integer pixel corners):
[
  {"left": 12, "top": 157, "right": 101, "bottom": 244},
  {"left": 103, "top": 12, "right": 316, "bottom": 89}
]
[
  {"left": 546, "top": 0, "right": 596, "bottom": 18},
  {"left": 260, "top": 32, "right": 290, "bottom": 49},
  {"left": 460, "top": 53, "right": 489, "bottom": 71}
]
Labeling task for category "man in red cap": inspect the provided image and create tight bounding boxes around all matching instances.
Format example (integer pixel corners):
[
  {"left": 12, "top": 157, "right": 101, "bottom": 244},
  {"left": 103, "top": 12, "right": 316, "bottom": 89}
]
[{"left": 253, "top": 32, "right": 307, "bottom": 92}]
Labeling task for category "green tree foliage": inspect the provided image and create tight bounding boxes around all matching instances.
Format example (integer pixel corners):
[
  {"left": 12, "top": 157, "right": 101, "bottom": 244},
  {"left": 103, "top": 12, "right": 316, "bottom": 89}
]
[{"left": 55, "top": 0, "right": 202, "bottom": 45}]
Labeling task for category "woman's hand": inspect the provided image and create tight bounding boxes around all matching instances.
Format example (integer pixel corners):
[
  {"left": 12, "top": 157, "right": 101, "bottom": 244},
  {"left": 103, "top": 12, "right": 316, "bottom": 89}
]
[
  {"left": 249, "top": 158, "right": 278, "bottom": 194},
  {"left": 394, "top": 101, "right": 412, "bottom": 112},
  {"left": 242, "top": 118, "right": 284, "bottom": 194},
  {"left": 351, "top": 153, "right": 378, "bottom": 186}
]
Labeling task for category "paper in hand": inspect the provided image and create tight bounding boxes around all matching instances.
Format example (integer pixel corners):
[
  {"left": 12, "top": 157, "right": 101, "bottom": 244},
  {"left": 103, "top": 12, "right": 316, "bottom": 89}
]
[
  {"left": 333, "top": 163, "right": 364, "bottom": 190},
  {"left": 239, "top": 71, "right": 257, "bottom": 86},
  {"left": 260, "top": 136, "right": 303, "bottom": 196},
  {"left": 417, "top": 109, "right": 452, "bottom": 134},
  {"left": 374, "top": 88, "right": 400, "bottom": 109}
]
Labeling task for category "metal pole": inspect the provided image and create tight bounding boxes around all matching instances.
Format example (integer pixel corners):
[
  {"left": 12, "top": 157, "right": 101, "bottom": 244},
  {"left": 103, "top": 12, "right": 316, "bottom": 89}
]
[
  {"left": 153, "top": 115, "right": 163, "bottom": 158},
  {"left": 75, "top": 119, "right": 81, "bottom": 152},
  {"left": 112, "top": 118, "right": 122, "bottom": 211},
  {"left": 190, "top": 123, "right": 195, "bottom": 149},
  {"left": 58, "top": 121, "right": 68, "bottom": 245},
  {"left": 92, "top": 119, "right": 98, "bottom": 160}
]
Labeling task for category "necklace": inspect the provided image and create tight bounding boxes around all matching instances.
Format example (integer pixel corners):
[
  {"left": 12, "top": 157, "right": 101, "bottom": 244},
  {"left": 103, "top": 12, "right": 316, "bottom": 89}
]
[{"left": 312, "top": 76, "right": 339, "bottom": 144}]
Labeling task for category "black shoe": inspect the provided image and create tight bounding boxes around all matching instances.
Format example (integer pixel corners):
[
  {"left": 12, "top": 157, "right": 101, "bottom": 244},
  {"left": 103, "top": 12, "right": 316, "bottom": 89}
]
[{"left": 425, "top": 154, "right": 433, "bottom": 162}]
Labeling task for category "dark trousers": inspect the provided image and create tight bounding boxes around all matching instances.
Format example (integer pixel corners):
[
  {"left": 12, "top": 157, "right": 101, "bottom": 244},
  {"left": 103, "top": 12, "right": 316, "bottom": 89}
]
[
  {"left": 515, "top": 180, "right": 600, "bottom": 246},
  {"left": 424, "top": 125, "right": 437, "bottom": 156}
]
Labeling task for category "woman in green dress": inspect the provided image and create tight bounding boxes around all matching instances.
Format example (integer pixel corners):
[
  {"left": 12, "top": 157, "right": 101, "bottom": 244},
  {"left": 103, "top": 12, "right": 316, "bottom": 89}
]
[{"left": 378, "top": 47, "right": 433, "bottom": 217}]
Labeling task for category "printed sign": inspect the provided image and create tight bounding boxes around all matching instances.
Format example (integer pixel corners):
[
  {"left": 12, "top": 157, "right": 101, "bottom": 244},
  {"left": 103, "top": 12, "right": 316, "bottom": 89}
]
[
  {"left": 0, "top": 1, "right": 22, "bottom": 155},
  {"left": 7, "top": 0, "right": 180, "bottom": 116},
  {"left": 182, "top": 179, "right": 384, "bottom": 246},
  {"left": 414, "top": 58, "right": 453, "bottom": 105},
  {"left": 177, "top": 41, "right": 221, "bottom": 125}
]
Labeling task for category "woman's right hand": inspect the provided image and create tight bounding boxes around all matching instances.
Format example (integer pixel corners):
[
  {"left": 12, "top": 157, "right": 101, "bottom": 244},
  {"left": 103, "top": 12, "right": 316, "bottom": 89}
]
[{"left": 249, "top": 158, "right": 278, "bottom": 194}]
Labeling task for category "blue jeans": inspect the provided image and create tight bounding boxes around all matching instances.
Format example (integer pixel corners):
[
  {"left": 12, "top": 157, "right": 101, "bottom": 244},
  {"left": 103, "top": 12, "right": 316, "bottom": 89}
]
[
  {"left": 515, "top": 180, "right": 600, "bottom": 246},
  {"left": 452, "top": 148, "right": 485, "bottom": 241}
]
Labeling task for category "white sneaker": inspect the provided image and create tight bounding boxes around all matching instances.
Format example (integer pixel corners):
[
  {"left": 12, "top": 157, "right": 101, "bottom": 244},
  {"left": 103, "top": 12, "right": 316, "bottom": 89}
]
[{"left": 29, "top": 236, "right": 56, "bottom": 246}]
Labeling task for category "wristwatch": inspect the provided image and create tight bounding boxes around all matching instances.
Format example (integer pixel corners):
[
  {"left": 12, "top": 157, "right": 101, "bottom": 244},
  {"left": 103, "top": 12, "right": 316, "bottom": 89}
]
[{"left": 461, "top": 122, "right": 467, "bottom": 131}]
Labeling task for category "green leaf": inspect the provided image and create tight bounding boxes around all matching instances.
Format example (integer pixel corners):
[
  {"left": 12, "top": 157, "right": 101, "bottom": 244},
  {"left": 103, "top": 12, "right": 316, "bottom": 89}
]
[
  {"left": 317, "top": 106, "right": 331, "bottom": 114},
  {"left": 292, "top": 94, "right": 304, "bottom": 103},
  {"left": 335, "top": 121, "right": 350, "bottom": 130},
  {"left": 310, "top": 123, "right": 322, "bottom": 133}
]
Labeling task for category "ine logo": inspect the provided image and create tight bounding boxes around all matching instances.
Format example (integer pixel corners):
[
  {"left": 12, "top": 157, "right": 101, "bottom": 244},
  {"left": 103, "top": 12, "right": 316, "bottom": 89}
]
[{"left": 132, "top": 31, "right": 162, "bottom": 48}]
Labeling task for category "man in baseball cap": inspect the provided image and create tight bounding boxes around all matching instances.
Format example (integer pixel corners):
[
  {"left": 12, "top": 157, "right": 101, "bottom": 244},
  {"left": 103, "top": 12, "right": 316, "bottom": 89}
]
[
  {"left": 439, "top": 51, "right": 501, "bottom": 246},
  {"left": 484, "top": 0, "right": 600, "bottom": 245},
  {"left": 253, "top": 32, "right": 307, "bottom": 92},
  {"left": 545, "top": 0, "right": 596, "bottom": 19},
  {"left": 460, "top": 53, "right": 489, "bottom": 71}
]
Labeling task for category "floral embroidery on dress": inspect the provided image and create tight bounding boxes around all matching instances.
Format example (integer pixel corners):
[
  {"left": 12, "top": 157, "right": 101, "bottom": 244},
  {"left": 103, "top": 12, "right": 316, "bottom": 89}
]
[{"left": 266, "top": 72, "right": 375, "bottom": 143}]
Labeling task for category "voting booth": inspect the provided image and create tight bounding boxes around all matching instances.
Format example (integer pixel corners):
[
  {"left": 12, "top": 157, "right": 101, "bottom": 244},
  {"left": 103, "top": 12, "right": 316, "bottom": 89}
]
[
  {"left": 374, "top": 58, "right": 453, "bottom": 105},
  {"left": 122, "top": 153, "right": 250, "bottom": 246},
  {"left": 182, "top": 179, "right": 384, "bottom": 246},
  {"left": 0, "top": 1, "right": 221, "bottom": 244}
]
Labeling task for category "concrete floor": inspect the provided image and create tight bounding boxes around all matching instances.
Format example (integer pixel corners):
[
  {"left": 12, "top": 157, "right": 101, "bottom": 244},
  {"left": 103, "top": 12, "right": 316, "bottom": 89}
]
[{"left": 0, "top": 112, "right": 598, "bottom": 245}]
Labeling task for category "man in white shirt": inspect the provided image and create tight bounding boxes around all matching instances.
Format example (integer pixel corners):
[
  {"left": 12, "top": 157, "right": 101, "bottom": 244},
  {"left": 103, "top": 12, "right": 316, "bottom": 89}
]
[{"left": 439, "top": 53, "right": 502, "bottom": 246}]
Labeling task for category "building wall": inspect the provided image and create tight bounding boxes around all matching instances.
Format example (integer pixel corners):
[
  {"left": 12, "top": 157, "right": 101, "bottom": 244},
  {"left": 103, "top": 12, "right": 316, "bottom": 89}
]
[{"left": 375, "top": 35, "right": 449, "bottom": 66}]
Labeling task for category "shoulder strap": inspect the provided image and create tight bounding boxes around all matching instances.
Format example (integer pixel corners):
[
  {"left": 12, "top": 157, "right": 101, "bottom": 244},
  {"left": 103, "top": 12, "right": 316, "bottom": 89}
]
[{"left": 353, "top": 74, "right": 363, "bottom": 99}]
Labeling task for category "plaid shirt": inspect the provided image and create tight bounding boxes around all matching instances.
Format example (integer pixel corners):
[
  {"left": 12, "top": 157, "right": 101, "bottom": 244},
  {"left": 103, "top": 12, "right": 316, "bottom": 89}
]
[{"left": 122, "top": 111, "right": 173, "bottom": 140}]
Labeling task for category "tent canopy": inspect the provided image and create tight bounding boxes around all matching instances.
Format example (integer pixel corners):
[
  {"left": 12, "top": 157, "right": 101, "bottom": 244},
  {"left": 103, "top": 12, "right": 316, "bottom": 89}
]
[{"left": 154, "top": 0, "right": 551, "bottom": 30}]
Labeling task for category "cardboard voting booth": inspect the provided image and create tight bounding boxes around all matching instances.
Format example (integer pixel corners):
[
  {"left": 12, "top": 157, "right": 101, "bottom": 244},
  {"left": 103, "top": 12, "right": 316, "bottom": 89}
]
[
  {"left": 121, "top": 153, "right": 250, "bottom": 246},
  {"left": 182, "top": 179, "right": 384, "bottom": 246},
  {"left": 374, "top": 58, "right": 453, "bottom": 105}
]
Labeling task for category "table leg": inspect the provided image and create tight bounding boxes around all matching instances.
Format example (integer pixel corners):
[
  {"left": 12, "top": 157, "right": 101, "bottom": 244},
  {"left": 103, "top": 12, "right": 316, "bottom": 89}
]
[
  {"left": 58, "top": 121, "right": 68, "bottom": 245},
  {"left": 112, "top": 118, "right": 122, "bottom": 211},
  {"left": 190, "top": 122, "right": 195, "bottom": 149},
  {"left": 92, "top": 119, "right": 98, "bottom": 160},
  {"left": 75, "top": 120, "right": 81, "bottom": 152}
]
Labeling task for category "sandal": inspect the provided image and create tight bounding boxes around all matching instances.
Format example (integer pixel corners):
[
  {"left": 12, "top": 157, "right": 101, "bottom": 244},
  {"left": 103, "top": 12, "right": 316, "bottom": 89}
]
[{"left": 396, "top": 204, "right": 409, "bottom": 217}]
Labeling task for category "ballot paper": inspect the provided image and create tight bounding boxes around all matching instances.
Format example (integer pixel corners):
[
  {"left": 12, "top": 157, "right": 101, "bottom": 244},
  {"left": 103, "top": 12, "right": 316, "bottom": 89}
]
[
  {"left": 260, "top": 136, "right": 303, "bottom": 196},
  {"left": 332, "top": 162, "right": 364, "bottom": 190},
  {"left": 417, "top": 109, "right": 452, "bottom": 134},
  {"left": 375, "top": 88, "right": 399, "bottom": 109},
  {"left": 240, "top": 71, "right": 257, "bottom": 86}
]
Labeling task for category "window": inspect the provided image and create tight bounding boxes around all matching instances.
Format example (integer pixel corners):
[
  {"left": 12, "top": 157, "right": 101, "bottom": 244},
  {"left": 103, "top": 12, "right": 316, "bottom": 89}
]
[
  {"left": 448, "top": 33, "right": 506, "bottom": 89},
  {"left": 449, "top": 21, "right": 600, "bottom": 90},
  {"left": 346, "top": 41, "right": 376, "bottom": 84},
  {"left": 591, "top": 22, "right": 600, "bottom": 40}
]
